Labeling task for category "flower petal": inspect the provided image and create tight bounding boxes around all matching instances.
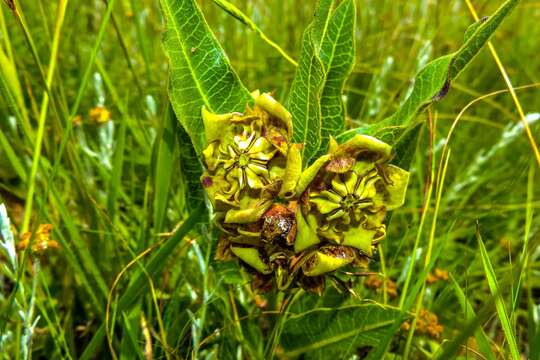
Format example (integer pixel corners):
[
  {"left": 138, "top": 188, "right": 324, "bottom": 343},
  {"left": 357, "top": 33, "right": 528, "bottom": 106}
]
[
  {"left": 344, "top": 171, "right": 358, "bottom": 194},
  {"left": 235, "top": 132, "right": 255, "bottom": 151},
  {"left": 245, "top": 167, "right": 265, "bottom": 189},
  {"left": 383, "top": 164, "right": 410, "bottom": 210},
  {"left": 319, "top": 190, "right": 342, "bottom": 204},
  {"left": 247, "top": 162, "right": 269, "bottom": 178},
  {"left": 294, "top": 210, "right": 320, "bottom": 253},
  {"left": 310, "top": 197, "right": 340, "bottom": 215},
  {"left": 342, "top": 226, "right": 378, "bottom": 255},
  {"left": 326, "top": 209, "right": 346, "bottom": 221},
  {"left": 231, "top": 246, "right": 272, "bottom": 274},
  {"left": 250, "top": 136, "right": 272, "bottom": 154},
  {"left": 302, "top": 246, "right": 355, "bottom": 276},
  {"left": 331, "top": 175, "right": 348, "bottom": 197}
]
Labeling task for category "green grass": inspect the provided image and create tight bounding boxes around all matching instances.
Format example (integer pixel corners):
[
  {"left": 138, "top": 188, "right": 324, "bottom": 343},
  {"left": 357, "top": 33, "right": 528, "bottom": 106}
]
[{"left": 1, "top": 0, "right": 539, "bottom": 359}]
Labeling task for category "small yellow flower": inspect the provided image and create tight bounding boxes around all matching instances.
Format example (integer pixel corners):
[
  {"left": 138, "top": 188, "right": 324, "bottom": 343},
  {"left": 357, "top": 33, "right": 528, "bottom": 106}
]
[
  {"left": 18, "top": 224, "right": 59, "bottom": 254},
  {"left": 89, "top": 106, "right": 111, "bottom": 124},
  {"left": 72, "top": 115, "right": 83, "bottom": 127}
]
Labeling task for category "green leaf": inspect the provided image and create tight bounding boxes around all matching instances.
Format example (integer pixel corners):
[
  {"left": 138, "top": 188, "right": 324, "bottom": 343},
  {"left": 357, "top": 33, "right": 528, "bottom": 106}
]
[
  {"left": 280, "top": 304, "right": 403, "bottom": 358},
  {"left": 318, "top": 0, "right": 355, "bottom": 151},
  {"left": 476, "top": 226, "right": 520, "bottom": 360},
  {"left": 178, "top": 124, "right": 206, "bottom": 213},
  {"left": 337, "top": 0, "right": 520, "bottom": 145},
  {"left": 288, "top": 24, "right": 325, "bottom": 165},
  {"left": 160, "top": 0, "right": 252, "bottom": 154},
  {"left": 289, "top": 0, "right": 356, "bottom": 164}
]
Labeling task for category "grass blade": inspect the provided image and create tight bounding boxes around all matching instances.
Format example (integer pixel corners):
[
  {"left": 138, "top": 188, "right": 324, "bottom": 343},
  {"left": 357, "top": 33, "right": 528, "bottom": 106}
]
[{"left": 476, "top": 225, "right": 520, "bottom": 360}]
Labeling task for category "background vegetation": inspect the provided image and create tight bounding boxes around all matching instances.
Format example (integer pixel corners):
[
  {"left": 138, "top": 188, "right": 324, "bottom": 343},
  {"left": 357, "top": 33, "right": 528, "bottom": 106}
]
[{"left": 0, "top": 0, "right": 539, "bottom": 358}]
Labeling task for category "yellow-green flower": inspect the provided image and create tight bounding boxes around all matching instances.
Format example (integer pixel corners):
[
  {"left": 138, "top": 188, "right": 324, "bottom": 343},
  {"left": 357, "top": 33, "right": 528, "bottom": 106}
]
[
  {"left": 294, "top": 134, "right": 409, "bottom": 277},
  {"left": 200, "top": 92, "right": 302, "bottom": 287}
]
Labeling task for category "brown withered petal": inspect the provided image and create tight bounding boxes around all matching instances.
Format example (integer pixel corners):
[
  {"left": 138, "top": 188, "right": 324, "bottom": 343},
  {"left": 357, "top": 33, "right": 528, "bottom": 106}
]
[{"left": 261, "top": 204, "right": 296, "bottom": 245}]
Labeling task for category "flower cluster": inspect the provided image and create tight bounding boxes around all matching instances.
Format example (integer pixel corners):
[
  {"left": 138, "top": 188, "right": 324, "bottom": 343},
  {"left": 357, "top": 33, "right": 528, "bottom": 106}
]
[{"left": 200, "top": 92, "right": 409, "bottom": 292}]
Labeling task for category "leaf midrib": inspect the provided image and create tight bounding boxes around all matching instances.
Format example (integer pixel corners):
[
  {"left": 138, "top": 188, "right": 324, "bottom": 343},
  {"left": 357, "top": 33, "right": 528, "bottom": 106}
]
[
  {"left": 284, "top": 319, "right": 395, "bottom": 357},
  {"left": 162, "top": 0, "right": 213, "bottom": 112}
]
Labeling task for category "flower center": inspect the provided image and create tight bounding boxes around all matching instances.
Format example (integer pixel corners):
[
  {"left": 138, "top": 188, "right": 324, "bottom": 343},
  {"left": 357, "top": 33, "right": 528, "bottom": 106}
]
[
  {"left": 341, "top": 195, "right": 357, "bottom": 211},
  {"left": 238, "top": 153, "right": 250, "bottom": 168}
]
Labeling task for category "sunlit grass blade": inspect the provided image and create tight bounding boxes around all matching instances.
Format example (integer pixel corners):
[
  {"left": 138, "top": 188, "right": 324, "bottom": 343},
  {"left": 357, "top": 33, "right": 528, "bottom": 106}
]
[
  {"left": 210, "top": 0, "right": 297, "bottom": 66},
  {"left": 451, "top": 275, "right": 497, "bottom": 360},
  {"left": 476, "top": 225, "right": 521, "bottom": 360}
]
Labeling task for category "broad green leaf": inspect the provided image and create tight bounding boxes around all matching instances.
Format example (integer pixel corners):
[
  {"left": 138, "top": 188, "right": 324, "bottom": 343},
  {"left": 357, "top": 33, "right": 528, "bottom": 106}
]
[
  {"left": 318, "top": 0, "right": 355, "bottom": 151},
  {"left": 280, "top": 304, "right": 403, "bottom": 358},
  {"left": 288, "top": 24, "right": 325, "bottom": 165},
  {"left": 289, "top": 0, "right": 355, "bottom": 163},
  {"left": 337, "top": 0, "right": 520, "bottom": 145},
  {"left": 477, "top": 227, "right": 520, "bottom": 360},
  {"left": 160, "top": 0, "right": 252, "bottom": 154}
]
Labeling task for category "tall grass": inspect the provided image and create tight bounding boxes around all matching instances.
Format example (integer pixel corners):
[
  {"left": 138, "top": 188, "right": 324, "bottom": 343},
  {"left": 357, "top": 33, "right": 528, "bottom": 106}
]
[{"left": 0, "top": 0, "right": 539, "bottom": 358}]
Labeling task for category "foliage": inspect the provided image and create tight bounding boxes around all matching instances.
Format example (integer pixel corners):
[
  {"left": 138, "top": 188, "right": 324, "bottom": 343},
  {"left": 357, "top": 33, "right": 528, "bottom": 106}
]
[{"left": 0, "top": 0, "right": 539, "bottom": 359}]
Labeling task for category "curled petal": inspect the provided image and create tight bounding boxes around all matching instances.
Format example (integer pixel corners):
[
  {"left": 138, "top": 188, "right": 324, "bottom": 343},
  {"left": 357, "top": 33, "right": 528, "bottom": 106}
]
[
  {"left": 254, "top": 92, "right": 293, "bottom": 137},
  {"left": 344, "top": 172, "right": 358, "bottom": 194},
  {"left": 331, "top": 176, "right": 348, "bottom": 197},
  {"left": 295, "top": 154, "right": 332, "bottom": 196},
  {"left": 337, "top": 134, "right": 392, "bottom": 163},
  {"left": 279, "top": 143, "right": 302, "bottom": 199},
  {"left": 231, "top": 246, "right": 272, "bottom": 274},
  {"left": 224, "top": 200, "right": 272, "bottom": 224},
  {"left": 294, "top": 211, "right": 320, "bottom": 253},
  {"left": 319, "top": 190, "right": 342, "bottom": 204},
  {"left": 326, "top": 209, "right": 346, "bottom": 221},
  {"left": 202, "top": 106, "right": 235, "bottom": 144},
  {"left": 383, "top": 164, "right": 410, "bottom": 210},
  {"left": 302, "top": 246, "right": 355, "bottom": 276}
]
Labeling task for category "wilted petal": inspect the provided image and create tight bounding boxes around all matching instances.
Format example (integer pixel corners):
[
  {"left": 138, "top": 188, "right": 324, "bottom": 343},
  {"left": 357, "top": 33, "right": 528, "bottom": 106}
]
[
  {"left": 295, "top": 154, "right": 332, "bottom": 196},
  {"left": 225, "top": 200, "right": 272, "bottom": 224},
  {"left": 279, "top": 144, "right": 302, "bottom": 199},
  {"left": 254, "top": 92, "right": 293, "bottom": 137},
  {"left": 337, "top": 134, "right": 392, "bottom": 163}
]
